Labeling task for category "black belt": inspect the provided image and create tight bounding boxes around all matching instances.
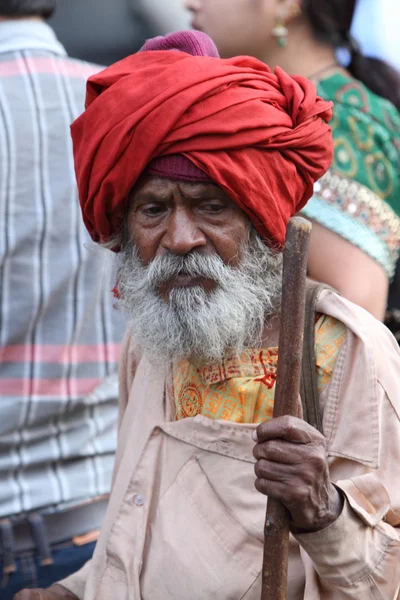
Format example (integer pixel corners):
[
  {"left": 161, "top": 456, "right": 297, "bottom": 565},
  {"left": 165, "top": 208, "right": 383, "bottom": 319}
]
[{"left": 0, "top": 498, "right": 107, "bottom": 574}]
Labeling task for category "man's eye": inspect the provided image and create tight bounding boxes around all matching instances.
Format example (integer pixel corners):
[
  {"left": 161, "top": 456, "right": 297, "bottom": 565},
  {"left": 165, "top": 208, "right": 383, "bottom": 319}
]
[
  {"left": 141, "top": 205, "right": 165, "bottom": 217},
  {"left": 202, "top": 203, "right": 226, "bottom": 213}
]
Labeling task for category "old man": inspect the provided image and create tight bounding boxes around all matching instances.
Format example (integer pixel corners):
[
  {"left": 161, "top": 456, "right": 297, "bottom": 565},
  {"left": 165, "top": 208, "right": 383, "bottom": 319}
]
[{"left": 16, "top": 31, "right": 400, "bottom": 600}]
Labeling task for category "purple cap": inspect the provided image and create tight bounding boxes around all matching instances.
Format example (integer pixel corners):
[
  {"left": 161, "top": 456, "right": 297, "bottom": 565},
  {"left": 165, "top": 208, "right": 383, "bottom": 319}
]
[
  {"left": 141, "top": 31, "right": 219, "bottom": 183},
  {"left": 140, "top": 29, "right": 219, "bottom": 58}
]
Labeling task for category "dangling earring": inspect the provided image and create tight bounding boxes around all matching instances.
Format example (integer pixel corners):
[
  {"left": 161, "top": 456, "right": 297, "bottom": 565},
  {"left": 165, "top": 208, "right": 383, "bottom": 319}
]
[
  {"left": 272, "top": 17, "right": 289, "bottom": 48},
  {"left": 272, "top": 4, "right": 301, "bottom": 48}
]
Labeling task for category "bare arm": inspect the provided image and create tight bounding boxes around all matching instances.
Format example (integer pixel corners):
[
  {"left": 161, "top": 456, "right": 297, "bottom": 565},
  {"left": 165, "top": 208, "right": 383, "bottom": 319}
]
[{"left": 307, "top": 221, "right": 389, "bottom": 320}]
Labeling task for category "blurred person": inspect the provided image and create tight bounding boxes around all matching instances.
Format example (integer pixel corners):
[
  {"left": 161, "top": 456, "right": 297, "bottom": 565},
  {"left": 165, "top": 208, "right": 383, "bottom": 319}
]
[
  {"left": 14, "top": 30, "right": 400, "bottom": 600},
  {"left": 134, "top": 0, "right": 190, "bottom": 34},
  {"left": 386, "top": 260, "right": 400, "bottom": 343},
  {"left": 49, "top": 0, "right": 189, "bottom": 68},
  {"left": 48, "top": 0, "right": 152, "bottom": 66},
  {"left": 0, "top": 1, "right": 125, "bottom": 598},
  {"left": 186, "top": 0, "right": 400, "bottom": 321}
]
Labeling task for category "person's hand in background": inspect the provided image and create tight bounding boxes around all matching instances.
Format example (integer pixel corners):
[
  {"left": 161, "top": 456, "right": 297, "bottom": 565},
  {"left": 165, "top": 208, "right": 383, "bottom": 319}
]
[{"left": 13, "top": 584, "right": 78, "bottom": 600}]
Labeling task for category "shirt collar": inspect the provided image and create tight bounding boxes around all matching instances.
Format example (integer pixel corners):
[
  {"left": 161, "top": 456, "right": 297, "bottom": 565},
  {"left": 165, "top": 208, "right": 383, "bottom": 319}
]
[{"left": 0, "top": 20, "right": 66, "bottom": 56}]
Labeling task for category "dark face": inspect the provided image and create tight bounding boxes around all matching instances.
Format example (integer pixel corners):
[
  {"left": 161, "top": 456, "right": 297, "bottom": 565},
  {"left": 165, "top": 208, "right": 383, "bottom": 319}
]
[{"left": 127, "top": 176, "right": 250, "bottom": 297}]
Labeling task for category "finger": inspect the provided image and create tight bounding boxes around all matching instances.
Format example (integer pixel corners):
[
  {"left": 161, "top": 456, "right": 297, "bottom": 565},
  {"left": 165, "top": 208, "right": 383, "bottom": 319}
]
[
  {"left": 255, "top": 477, "right": 292, "bottom": 501},
  {"left": 253, "top": 415, "right": 325, "bottom": 446},
  {"left": 254, "top": 458, "right": 301, "bottom": 483},
  {"left": 255, "top": 475, "right": 312, "bottom": 510},
  {"left": 254, "top": 455, "right": 324, "bottom": 488},
  {"left": 253, "top": 439, "right": 314, "bottom": 463}
]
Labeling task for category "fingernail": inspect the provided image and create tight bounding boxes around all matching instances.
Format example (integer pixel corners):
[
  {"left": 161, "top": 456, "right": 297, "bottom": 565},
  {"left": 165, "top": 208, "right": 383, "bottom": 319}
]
[{"left": 252, "top": 430, "right": 258, "bottom": 442}]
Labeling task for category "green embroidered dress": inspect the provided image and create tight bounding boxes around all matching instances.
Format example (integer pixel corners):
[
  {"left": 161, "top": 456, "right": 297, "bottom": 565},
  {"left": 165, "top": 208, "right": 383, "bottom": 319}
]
[{"left": 302, "top": 72, "right": 400, "bottom": 278}]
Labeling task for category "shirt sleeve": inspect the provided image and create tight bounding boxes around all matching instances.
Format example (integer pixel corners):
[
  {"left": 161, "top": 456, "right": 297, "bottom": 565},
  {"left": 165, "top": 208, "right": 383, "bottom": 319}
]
[
  {"left": 293, "top": 494, "right": 400, "bottom": 598},
  {"left": 294, "top": 380, "right": 400, "bottom": 598}
]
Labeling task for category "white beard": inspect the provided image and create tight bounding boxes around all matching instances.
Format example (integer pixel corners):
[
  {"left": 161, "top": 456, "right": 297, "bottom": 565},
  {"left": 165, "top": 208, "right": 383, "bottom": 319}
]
[{"left": 116, "top": 232, "right": 282, "bottom": 366}]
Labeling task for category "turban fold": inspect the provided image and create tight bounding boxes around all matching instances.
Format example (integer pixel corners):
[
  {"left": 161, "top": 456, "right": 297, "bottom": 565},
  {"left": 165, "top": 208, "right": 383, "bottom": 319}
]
[{"left": 71, "top": 33, "right": 333, "bottom": 249}]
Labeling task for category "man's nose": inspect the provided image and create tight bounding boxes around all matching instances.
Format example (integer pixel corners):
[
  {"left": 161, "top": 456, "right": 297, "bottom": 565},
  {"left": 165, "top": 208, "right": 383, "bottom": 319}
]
[{"left": 160, "top": 208, "right": 207, "bottom": 256}]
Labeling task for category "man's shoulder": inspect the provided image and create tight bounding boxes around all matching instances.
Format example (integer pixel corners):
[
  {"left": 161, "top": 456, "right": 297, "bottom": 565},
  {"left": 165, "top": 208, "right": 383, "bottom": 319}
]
[
  {"left": 0, "top": 49, "right": 104, "bottom": 97},
  {"left": 317, "top": 290, "right": 400, "bottom": 468},
  {"left": 319, "top": 287, "right": 395, "bottom": 335},
  {"left": 51, "top": 54, "right": 104, "bottom": 81},
  {"left": 121, "top": 328, "right": 144, "bottom": 371},
  {"left": 317, "top": 287, "right": 400, "bottom": 378},
  {"left": 62, "top": 54, "right": 104, "bottom": 72},
  {"left": 29, "top": 53, "right": 104, "bottom": 109}
]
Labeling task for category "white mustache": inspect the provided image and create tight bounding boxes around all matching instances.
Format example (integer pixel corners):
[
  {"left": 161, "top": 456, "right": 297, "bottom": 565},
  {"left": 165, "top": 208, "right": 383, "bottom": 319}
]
[
  {"left": 144, "top": 252, "right": 229, "bottom": 289},
  {"left": 116, "top": 232, "right": 283, "bottom": 365}
]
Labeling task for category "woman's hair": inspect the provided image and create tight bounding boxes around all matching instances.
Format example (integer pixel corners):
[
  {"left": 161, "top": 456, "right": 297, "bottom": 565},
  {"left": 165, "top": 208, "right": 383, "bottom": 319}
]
[
  {"left": 0, "top": 0, "right": 56, "bottom": 19},
  {"left": 303, "top": 0, "right": 400, "bottom": 111}
]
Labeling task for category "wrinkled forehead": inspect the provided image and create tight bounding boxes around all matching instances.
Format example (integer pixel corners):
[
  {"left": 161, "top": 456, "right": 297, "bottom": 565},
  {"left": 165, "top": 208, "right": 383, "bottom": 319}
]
[{"left": 130, "top": 175, "right": 229, "bottom": 202}]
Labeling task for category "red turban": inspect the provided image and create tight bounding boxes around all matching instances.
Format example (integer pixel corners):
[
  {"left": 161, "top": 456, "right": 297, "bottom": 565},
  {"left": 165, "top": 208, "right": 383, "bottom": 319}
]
[{"left": 71, "top": 35, "right": 333, "bottom": 249}]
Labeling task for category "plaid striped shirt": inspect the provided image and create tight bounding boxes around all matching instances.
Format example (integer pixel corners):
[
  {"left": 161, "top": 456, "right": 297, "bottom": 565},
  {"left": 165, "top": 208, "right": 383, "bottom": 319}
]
[{"left": 0, "top": 20, "right": 125, "bottom": 518}]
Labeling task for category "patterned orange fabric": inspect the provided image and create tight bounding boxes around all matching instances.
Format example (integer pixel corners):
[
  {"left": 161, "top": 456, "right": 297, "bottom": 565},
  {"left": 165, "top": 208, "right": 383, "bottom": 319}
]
[{"left": 173, "top": 314, "right": 347, "bottom": 424}]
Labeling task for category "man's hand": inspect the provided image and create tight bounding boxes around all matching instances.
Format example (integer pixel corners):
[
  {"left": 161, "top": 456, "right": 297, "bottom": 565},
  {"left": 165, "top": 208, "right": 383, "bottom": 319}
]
[
  {"left": 253, "top": 415, "right": 343, "bottom": 533},
  {"left": 13, "top": 584, "right": 78, "bottom": 600}
]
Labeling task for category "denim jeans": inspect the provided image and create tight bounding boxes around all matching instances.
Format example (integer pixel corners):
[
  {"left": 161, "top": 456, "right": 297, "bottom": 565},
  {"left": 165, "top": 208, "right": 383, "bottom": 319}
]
[{"left": 0, "top": 539, "right": 96, "bottom": 600}]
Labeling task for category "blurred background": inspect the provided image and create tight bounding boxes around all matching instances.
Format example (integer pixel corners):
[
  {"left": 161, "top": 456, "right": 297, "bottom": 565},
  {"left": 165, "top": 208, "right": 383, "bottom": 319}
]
[{"left": 49, "top": 0, "right": 191, "bottom": 65}]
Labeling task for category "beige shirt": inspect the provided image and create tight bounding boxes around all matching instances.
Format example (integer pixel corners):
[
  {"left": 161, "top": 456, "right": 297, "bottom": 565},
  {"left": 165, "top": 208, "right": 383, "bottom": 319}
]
[{"left": 61, "top": 289, "right": 400, "bottom": 599}]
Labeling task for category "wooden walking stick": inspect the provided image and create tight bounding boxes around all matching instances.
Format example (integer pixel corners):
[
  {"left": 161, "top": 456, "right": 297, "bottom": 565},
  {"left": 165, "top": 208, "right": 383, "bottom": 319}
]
[{"left": 260, "top": 216, "right": 312, "bottom": 600}]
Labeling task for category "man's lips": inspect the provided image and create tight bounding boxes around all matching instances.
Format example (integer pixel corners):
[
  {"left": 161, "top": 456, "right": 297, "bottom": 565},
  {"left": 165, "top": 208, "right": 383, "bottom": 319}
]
[
  {"left": 158, "top": 274, "right": 216, "bottom": 295},
  {"left": 170, "top": 274, "right": 208, "bottom": 288}
]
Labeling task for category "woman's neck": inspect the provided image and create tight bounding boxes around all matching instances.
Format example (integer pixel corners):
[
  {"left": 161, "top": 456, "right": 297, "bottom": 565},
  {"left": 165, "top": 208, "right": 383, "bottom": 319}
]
[{"left": 259, "top": 19, "right": 339, "bottom": 82}]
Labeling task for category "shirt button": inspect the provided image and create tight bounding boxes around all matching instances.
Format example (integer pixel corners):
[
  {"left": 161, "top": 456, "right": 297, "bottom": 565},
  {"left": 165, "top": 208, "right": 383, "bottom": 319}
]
[{"left": 133, "top": 493, "right": 145, "bottom": 506}]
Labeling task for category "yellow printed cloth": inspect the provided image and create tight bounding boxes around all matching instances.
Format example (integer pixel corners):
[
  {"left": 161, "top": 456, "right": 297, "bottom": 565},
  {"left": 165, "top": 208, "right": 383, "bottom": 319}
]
[{"left": 173, "top": 314, "right": 347, "bottom": 424}]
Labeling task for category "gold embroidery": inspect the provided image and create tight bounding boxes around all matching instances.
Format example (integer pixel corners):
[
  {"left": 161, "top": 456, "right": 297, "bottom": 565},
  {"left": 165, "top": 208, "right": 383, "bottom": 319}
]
[{"left": 173, "top": 315, "right": 347, "bottom": 424}]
